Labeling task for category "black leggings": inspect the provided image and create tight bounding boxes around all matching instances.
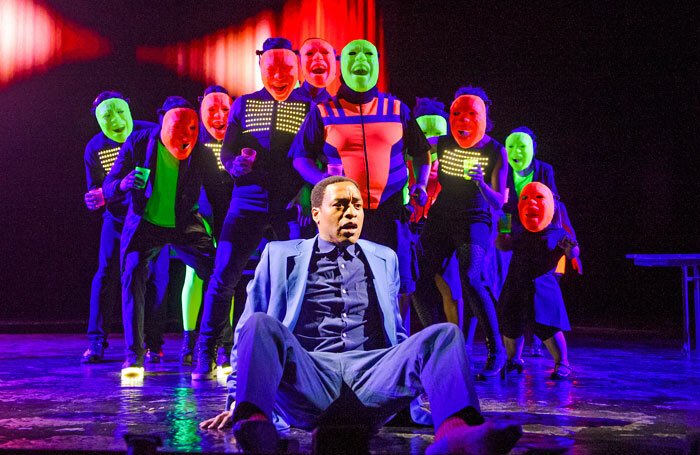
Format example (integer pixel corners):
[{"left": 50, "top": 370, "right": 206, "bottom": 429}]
[{"left": 413, "top": 213, "right": 500, "bottom": 341}]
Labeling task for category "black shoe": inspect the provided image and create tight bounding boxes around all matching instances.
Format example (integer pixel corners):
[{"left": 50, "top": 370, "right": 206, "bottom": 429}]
[
  {"left": 501, "top": 358, "right": 525, "bottom": 379},
  {"left": 192, "top": 343, "right": 216, "bottom": 381},
  {"left": 121, "top": 354, "right": 144, "bottom": 377},
  {"left": 145, "top": 349, "right": 163, "bottom": 364},
  {"left": 476, "top": 337, "right": 506, "bottom": 380},
  {"left": 180, "top": 331, "right": 197, "bottom": 366},
  {"left": 217, "top": 345, "right": 232, "bottom": 375},
  {"left": 551, "top": 362, "right": 572, "bottom": 380},
  {"left": 233, "top": 418, "right": 279, "bottom": 454},
  {"left": 81, "top": 339, "right": 108, "bottom": 363}
]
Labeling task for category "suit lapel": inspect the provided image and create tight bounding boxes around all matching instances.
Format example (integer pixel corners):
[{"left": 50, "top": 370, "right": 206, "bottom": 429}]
[{"left": 283, "top": 237, "right": 315, "bottom": 328}]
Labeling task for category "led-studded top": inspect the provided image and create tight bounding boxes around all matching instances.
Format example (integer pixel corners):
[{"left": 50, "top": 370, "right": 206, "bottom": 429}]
[
  {"left": 242, "top": 99, "right": 309, "bottom": 135},
  {"left": 98, "top": 146, "right": 121, "bottom": 174},
  {"left": 204, "top": 142, "right": 225, "bottom": 171},
  {"left": 439, "top": 148, "right": 490, "bottom": 179},
  {"left": 276, "top": 101, "right": 309, "bottom": 134}
]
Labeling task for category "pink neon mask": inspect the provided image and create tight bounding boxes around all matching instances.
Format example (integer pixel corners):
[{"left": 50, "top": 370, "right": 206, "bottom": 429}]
[
  {"left": 200, "top": 92, "right": 231, "bottom": 141},
  {"left": 300, "top": 38, "right": 336, "bottom": 88},
  {"left": 160, "top": 108, "right": 199, "bottom": 160},
  {"left": 518, "top": 182, "right": 555, "bottom": 232},
  {"left": 450, "top": 95, "right": 487, "bottom": 148},
  {"left": 260, "top": 49, "right": 299, "bottom": 101}
]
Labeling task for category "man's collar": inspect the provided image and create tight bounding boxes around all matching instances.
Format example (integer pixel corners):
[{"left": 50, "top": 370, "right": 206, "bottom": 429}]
[{"left": 315, "top": 237, "right": 360, "bottom": 258}]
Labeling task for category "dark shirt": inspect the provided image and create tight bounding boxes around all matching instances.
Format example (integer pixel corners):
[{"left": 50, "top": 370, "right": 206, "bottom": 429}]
[
  {"left": 508, "top": 225, "right": 568, "bottom": 280},
  {"left": 294, "top": 237, "right": 385, "bottom": 352},
  {"left": 430, "top": 134, "right": 502, "bottom": 217}
]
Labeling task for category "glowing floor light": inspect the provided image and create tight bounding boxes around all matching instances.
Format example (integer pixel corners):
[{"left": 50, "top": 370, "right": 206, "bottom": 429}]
[
  {"left": 136, "top": 0, "right": 385, "bottom": 97},
  {"left": 0, "top": 0, "right": 111, "bottom": 88}
]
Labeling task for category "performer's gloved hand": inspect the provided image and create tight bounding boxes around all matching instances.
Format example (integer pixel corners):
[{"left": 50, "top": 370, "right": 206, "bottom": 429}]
[
  {"left": 465, "top": 163, "right": 485, "bottom": 186},
  {"left": 410, "top": 184, "right": 428, "bottom": 207},
  {"left": 226, "top": 155, "right": 253, "bottom": 177},
  {"left": 84, "top": 191, "right": 101, "bottom": 210},
  {"left": 119, "top": 169, "right": 147, "bottom": 192}
]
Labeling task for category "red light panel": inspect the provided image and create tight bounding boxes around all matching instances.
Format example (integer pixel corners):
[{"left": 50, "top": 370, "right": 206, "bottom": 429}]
[{"left": 136, "top": 0, "right": 385, "bottom": 97}]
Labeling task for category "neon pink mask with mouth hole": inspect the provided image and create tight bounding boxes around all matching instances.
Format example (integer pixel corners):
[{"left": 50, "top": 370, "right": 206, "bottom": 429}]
[
  {"left": 300, "top": 38, "right": 336, "bottom": 88},
  {"left": 200, "top": 92, "right": 232, "bottom": 141},
  {"left": 161, "top": 108, "right": 199, "bottom": 160},
  {"left": 518, "top": 182, "right": 555, "bottom": 232},
  {"left": 260, "top": 49, "right": 299, "bottom": 101},
  {"left": 450, "top": 95, "right": 486, "bottom": 148}
]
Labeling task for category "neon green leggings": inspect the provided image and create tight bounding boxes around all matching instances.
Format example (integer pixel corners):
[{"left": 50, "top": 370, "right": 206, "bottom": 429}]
[
  {"left": 181, "top": 217, "right": 233, "bottom": 331},
  {"left": 181, "top": 266, "right": 234, "bottom": 331}
]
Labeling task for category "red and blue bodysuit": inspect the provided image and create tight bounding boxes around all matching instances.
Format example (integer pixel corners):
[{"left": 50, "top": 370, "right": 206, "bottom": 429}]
[{"left": 290, "top": 85, "right": 430, "bottom": 293}]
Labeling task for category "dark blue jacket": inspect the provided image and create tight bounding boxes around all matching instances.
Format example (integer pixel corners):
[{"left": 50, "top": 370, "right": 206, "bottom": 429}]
[{"left": 103, "top": 126, "right": 228, "bottom": 264}]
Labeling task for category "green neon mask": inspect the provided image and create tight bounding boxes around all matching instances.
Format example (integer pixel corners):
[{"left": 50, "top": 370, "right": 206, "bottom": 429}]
[
  {"left": 416, "top": 115, "right": 447, "bottom": 138},
  {"left": 95, "top": 98, "right": 133, "bottom": 143},
  {"left": 340, "top": 39, "right": 379, "bottom": 93},
  {"left": 505, "top": 132, "right": 534, "bottom": 172}
]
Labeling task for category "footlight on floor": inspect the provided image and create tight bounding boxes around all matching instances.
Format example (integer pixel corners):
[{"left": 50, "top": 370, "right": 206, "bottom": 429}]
[
  {"left": 218, "top": 364, "right": 233, "bottom": 375},
  {"left": 121, "top": 366, "right": 144, "bottom": 379}
]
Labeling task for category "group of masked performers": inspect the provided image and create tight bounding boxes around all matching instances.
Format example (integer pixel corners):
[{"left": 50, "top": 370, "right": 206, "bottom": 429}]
[{"left": 82, "top": 36, "right": 580, "bottom": 382}]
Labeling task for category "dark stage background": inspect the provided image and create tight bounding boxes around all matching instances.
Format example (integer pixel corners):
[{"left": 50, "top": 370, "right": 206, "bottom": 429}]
[{"left": 0, "top": 1, "right": 697, "bottom": 336}]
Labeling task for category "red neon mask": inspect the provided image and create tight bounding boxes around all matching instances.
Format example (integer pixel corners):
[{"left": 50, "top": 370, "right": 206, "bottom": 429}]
[
  {"left": 260, "top": 49, "right": 299, "bottom": 101},
  {"left": 518, "top": 182, "right": 555, "bottom": 232},
  {"left": 200, "top": 92, "right": 231, "bottom": 141},
  {"left": 160, "top": 108, "right": 199, "bottom": 160},
  {"left": 300, "top": 38, "right": 336, "bottom": 88},
  {"left": 450, "top": 95, "right": 487, "bottom": 148}
]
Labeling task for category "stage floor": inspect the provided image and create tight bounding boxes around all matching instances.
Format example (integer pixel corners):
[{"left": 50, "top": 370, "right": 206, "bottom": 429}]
[{"left": 0, "top": 332, "right": 698, "bottom": 454}]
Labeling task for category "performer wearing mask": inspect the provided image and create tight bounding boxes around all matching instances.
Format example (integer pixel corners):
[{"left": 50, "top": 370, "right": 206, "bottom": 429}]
[
  {"left": 104, "top": 96, "right": 227, "bottom": 375},
  {"left": 291, "top": 38, "right": 432, "bottom": 298},
  {"left": 179, "top": 86, "right": 235, "bottom": 370},
  {"left": 194, "top": 38, "right": 327, "bottom": 379},
  {"left": 500, "top": 126, "right": 581, "bottom": 356},
  {"left": 82, "top": 91, "right": 169, "bottom": 364},
  {"left": 496, "top": 182, "right": 579, "bottom": 379},
  {"left": 412, "top": 87, "right": 509, "bottom": 379}
]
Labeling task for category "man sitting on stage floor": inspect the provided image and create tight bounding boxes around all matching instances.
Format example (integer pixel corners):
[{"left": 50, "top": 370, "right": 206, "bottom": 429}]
[{"left": 200, "top": 176, "right": 521, "bottom": 455}]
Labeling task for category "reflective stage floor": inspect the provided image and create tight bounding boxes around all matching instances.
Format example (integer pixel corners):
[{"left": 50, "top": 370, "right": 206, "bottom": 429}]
[{"left": 0, "top": 332, "right": 698, "bottom": 454}]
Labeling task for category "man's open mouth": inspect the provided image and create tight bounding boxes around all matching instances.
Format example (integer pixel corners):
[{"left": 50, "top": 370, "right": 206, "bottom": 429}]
[
  {"left": 310, "top": 63, "right": 327, "bottom": 74},
  {"left": 113, "top": 126, "right": 126, "bottom": 133},
  {"left": 181, "top": 143, "right": 190, "bottom": 150},
  {"left": 272, "top": 84, "right": 288, "bottom": 93},
  {"left": 457, "top": 130, "right": 471, "bottom": 137},
  {"left": 213, "top": 123, "right": 226, "bottom": 130}
]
